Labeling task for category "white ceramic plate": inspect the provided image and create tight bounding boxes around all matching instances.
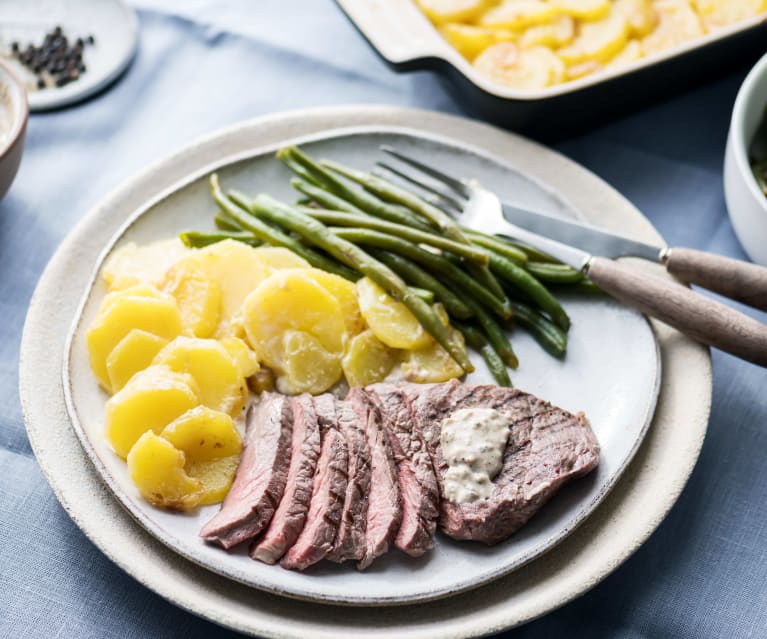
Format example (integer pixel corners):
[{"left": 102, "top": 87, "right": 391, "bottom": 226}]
[
  {"left": 0, "top": 0, "right": 137, "bottom": 111},
  {"left": 62, "top": 127, "right": 660, "bottom": 605},
  {"left": 21, "top": 107, "right": 711, "bottom": 637}
]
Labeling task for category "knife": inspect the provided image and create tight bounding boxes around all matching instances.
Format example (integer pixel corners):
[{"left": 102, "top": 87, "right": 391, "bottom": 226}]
[{"left": 500, "top": 201, "right": 767, "bottom": 312}]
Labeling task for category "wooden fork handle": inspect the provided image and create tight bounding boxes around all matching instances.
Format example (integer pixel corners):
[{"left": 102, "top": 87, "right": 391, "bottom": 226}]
[
  {"left": 586, "top": 257, "right": 767, "bottom": 367},
  {"left": 665, "top": 247, "right": 767, "bottom": 311}
]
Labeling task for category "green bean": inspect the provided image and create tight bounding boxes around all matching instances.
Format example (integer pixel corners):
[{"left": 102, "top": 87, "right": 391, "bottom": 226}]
[
  {"left": 291, "top": 179, "right": 369, "bottom": 215},
  {"left": 322, "top": 159, "right": 508, "bottom": 301},
  {"left": 456, "top": 322, "right": 512, "bottom": 387},
  {"left": 465, "top": 298, "right": 518, "bottom": 369},
  {"left": 411, "top": 287, "right": 435, "bottom": 304},
  {"left": 214, "top": 213, "right": 242, "bottom": 232},
  {"left": 278, "top": 147, "right": 434, "bottom": 231},
  {"left": 180, "top": 230, "right": 261, "bottom": 249},
  {"left": 525, "top": 261, "right": 584, "bottom": 284},
  {"left": 505, "top": 239, "right": 559, "bottom": 263},
  {"left": 306, "top": 209, "right": 489, "bottom": 264},
  {"left": 282, "top": 156, "right": 325, "bottom": 188},
  {"left": 509, "top": 301, "right": 567, "bottom": 358},
  {"left": 369, "top": 249, "right": 473, "bottom": 320},
  {"left": 462, "top": 229, "right": 528, "bottom": 265},
  {"left": 249, "top": 193, "right": 474, "bottom": 373},
  {"left": 330, "top": 227, "right": 513, "bottom": 320},
  {"left": 210, "top": 175, "right": 358, "bottom": 281},
  {"left": 487, "top": 250, "right": 570, "bottom": 331}
]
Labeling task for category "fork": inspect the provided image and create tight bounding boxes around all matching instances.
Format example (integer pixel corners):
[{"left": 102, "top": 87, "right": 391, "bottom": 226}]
[{"left": 378, "top": 146, "right": 767, "bottom": 367}]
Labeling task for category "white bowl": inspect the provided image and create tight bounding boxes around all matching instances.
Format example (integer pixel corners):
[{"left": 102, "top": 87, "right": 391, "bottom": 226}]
[
  {"left": 0, "top": 59, "right": 28, "bottom": 200},
  {"left": 724, "top": 52, "right": 767, "bottom": 266}
]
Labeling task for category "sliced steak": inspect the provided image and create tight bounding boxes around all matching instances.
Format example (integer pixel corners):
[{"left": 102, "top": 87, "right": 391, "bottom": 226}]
[
  {"left": 365, "top": 384, "right": 439, "bottom": 557},
  {"left": 326, "top": 397, "right": 371, "bottom": 563},
  {"left": 280, "top": 395, "right": 348, "bottom": 571},
  {"left": 200, "top": 393, "right": 293, "bottom": 549},
  {"left": 249, "top": 394, "right": 322, "bottom": 564},
  {"left": 350, "top": 388, "right": 402, "bottom": 570},
  {"left": 405, "top": 381, "right": 600, "bottom": 545}
]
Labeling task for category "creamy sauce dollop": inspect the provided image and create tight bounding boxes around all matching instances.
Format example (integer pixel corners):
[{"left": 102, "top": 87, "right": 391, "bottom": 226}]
[{"left": 441, "top": 407, "right": 511, "bottom": 504}]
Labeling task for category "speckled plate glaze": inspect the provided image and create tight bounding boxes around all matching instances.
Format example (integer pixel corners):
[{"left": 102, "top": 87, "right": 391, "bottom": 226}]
[
  {"left": 60, "top": 124, "right": 660, "bottom": 606},
  {"left": 21, "top": 107, "right": 711, "bottom": 635}
]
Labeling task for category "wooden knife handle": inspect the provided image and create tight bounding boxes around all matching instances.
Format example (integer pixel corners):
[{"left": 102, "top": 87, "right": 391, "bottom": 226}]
[
  {"left": 586, "top": 257, "right": 767, "bottom": 367},
  {"left": 665, "top": 247, "right": 767, "bottom": 311}
]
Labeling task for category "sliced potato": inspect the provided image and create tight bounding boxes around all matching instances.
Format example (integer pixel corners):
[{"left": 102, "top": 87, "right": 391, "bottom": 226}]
[
  {"left": 127, "top": 431, "right": 203, "bottom": 511},
  {"left": 219, "top": 335, "right": 259, "bottom": 378},
  {"left": 102, "top": 239, "right": 189, "bottom": 291},
  {"left": 251, "top": 246, "right": 311, "bottom": 270},
  {"left": 162, "top": 261, "right": 221, "bottom": 338},
  {"left": 418, "top": 0, "right": 491, "bottom": 24},
  {"left": 439, "top": 23, "right": 516, "bottom": 60},
  {"left": 402, "top": 327, "right": 466, "bottom": 384},
  {"left": 161, "top": 405, "right": 242, "bottom": 463},
  {"left": 276, "top": 330, "right": 343, "bottom": 395},
  {"left": 186, "top": 455, "right": 241, "bottom": 505},
  {"left": 99, "top": 283, "right": 169, "bottom": 317},
  {"left": 87, "top": 294, "right": 183, "bottom": 391},
  {"left": 565, "top": 59, "right": 602, "bottom": 80},
  {"left": 614, "top": 0, "right": 658, "bottom": 37},
  {"left": 106, "top": 329, "right": 169, "bottom": 392},
  {"left": 242, "top": 270, "right": 346, "bottom": 369},
  {"left": 356, "top": 277, "right": 433, "bottom": 350},
  {"left": 290, "top": 268, "right": 364, "bottom": 336},
  {"left": 606, "top": 38, "right": 644, "bottom": 67},
  {"left": 557, "top": 12, "right": 630, "bottom": 65},
  {"left": 342, "top": 329, "right": 399, "bottom": 388},
  {"left": 519, "top": 16, "right": 575, "bottom": 49},
  {"left": 551, "top": 0, "right": 610, "bottom": 21},
  {"left": 641, "top": 0, "right": 704, "bottom": 56},
  {"left": 153, "top": 337, "right": 247, "bottom": 417},
  {"left": 692, "top": 0, "right": 764, "bottom": 30},
  {"left": 479, "top": 1, "right": 558, "bottom": 30},
  {"left": 474, "top": 43, "right": 565, "bottom": 90},
  {"left": 172, "top": 240, "right": 272, "bottom": 336},
  {"left": 105, "top": 365, "right": 199, "bottom": 458}
]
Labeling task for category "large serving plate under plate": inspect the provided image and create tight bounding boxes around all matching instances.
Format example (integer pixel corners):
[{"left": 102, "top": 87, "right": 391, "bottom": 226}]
[{"left": 21, "top": 107, "right": 711, "bottom": 635}]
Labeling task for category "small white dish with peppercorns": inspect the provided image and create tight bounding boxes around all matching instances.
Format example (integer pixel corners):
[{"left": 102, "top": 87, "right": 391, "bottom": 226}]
[{"left": 0, "top": 0, "right": 138, "bottom": 111}]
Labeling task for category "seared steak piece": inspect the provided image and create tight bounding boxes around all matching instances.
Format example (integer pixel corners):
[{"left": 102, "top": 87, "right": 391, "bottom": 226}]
[
  {"left": 365, "top": 384, "right": 439, "bottom": 557},
  {"left": 350, "top": 388, "right": 402, "bottom": 570},
  {"left": 326, "top": 397, "right": 372, "bottom": 563},
  {"left": 200, "top": 393, "right": 293, "bottom": 549},
  {"left": 250, "top": 394, "right": 322, "bottom": 564},
  {"left": 280, "top": 395, "right": 349, "bottom": 571},
  {"left": 406, "top": 380, "right": 600, "bottom": 545}
]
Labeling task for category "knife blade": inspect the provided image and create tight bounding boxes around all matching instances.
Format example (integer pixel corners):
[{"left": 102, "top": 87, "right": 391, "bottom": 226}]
[{"left": 500, "top": 201, "right": 667, "bottom": 263}]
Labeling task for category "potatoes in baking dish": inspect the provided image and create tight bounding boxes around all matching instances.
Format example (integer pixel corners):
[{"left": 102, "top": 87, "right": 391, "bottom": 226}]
[{"left": 420, "top": 0, "right": 767, "bottom": 90}]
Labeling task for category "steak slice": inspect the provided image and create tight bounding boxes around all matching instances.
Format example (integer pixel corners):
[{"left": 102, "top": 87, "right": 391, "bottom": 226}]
[
  {"left": 249, "top": 394, "right": 322, "bottom": 564},
  {"left": 280, "top": 395, "right": 349, "bottom": 571},
  {"left": 365, "top": 384, "right": 439, "bottom": 557},
  {"left": 350, "top": 388, "right": 402, "bottom": 570},
  {"left": 326, "top": 397, "right": 372, "bottom": 563},
  {"left": 406, "top": 380, "right": 600, "bottom": 545},
  {"left": 200, "top": 393, "right": 293, "bottom": 549}
]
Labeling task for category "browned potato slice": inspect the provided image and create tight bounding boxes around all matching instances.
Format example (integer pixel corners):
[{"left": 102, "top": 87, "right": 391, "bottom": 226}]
[
  {"left": 127, "top": 432, "right": 203, "bottom": 511},
  {"left": 105, "top": 365, "right": 200, "bottom": 458}
]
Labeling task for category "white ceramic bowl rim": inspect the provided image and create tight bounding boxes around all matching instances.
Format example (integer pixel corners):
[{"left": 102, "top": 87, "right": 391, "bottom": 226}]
[
  {"left": 730, "top": 51, "right": 767, "bottom": 217},
  {"left": 0, "top": 58, "right": 28, "bottom": 159}
]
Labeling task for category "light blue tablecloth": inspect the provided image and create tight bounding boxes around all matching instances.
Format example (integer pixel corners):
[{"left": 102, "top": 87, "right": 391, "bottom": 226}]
[{"left": 1, "top": 2, "right": 766, "bottom": 637}]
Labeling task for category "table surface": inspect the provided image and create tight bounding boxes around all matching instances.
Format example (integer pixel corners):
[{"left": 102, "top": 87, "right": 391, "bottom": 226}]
[{"left": 2, "top": 2, "right": 766, "bottom": 638}]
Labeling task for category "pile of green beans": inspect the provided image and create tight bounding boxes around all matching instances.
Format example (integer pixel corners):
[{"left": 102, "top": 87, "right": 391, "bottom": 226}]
[{"left": 181, "top": 145, "right": 591, "bottom": 386}]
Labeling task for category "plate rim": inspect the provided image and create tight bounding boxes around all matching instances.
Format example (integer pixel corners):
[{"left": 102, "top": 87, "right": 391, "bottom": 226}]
[
  {"left": 20, "top": 105, "right": 711, "bottom": 638},
  {"left": 60, "top": 124, "right": 662, "bottom": 606}
]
